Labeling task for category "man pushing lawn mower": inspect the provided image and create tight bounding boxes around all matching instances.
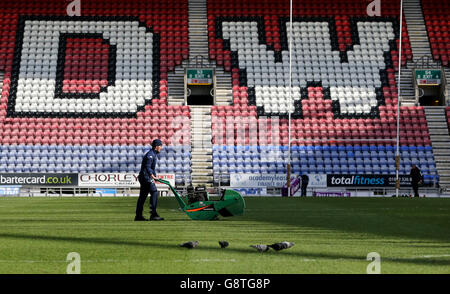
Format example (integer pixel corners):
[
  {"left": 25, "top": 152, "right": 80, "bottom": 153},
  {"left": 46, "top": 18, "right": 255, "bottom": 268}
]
[
  {"left": 134, "top": 139, "right": 245, "bottom": 221},
  {"left": 134, "top": 139, "right": 164, "bottom": 221}
]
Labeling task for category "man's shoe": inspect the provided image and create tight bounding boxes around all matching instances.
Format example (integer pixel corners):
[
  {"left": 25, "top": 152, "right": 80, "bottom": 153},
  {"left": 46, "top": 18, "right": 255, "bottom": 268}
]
[
  {"left": 150, "top": 214, "right": 164, "bottom": 221},
  {"left": 134, "top": 215, "right": 148, "bottom": 221}
]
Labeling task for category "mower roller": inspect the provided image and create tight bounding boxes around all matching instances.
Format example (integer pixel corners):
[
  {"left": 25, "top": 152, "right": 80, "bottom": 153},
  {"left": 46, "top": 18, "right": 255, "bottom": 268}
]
[{"left": 156, "top": 179, "right": 245, "bottom": 220}]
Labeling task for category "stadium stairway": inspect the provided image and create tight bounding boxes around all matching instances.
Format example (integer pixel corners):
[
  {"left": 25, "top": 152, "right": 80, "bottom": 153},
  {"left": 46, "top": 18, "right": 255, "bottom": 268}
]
[
  {"left": 167, "top": 60, "right": 232, "bottom": 107},
  {"left": 404, "top": 0, "right": 433, "bottom": 60},
  {"left": 424, "top": 106, "right": 450, "bottom": 189},
  {"left": 167, "top": 0, "right": 210, "bottom": 106},
  {"left": 410, "top": 0, "right": 450, "bottom": 105},
  {"left": 397, "top": 69, "right": 415, "bottom": 106},
  {"left": 168, "top": 0, "right": 233, "bottom": 105},
  {"left": 189, "top": 0, "right": 209, "bottom": 58},
  {"left": 401, "top": 0, "right": 438, "bottom": 106},
  {"left": 167, "top": 67, "right": 185, "bottom": 106},
  {"left": 187, "top": 0, "right": 233, "bottom": 106},
  {"left": 190, "top": 105, "right": 214, "bottom": 186},
  {"left": 188, "top": 0, "right": 214, "bottom": 187},
  {"left": 168, "top": 0, "right": 232, "bottom": 187}
]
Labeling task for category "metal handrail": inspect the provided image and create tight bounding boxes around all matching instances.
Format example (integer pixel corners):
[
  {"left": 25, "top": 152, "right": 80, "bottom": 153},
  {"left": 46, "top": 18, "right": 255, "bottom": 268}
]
[
  {"left": 413, "top": 55, "right": 441, "bottom": 69},
  {"left": 187, "top": 55, "right": 209, "bottom": 68}
]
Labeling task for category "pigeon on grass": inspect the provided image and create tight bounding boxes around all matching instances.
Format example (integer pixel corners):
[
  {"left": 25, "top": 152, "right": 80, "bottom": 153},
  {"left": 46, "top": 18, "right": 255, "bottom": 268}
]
[
  {"left": 180, "top": 241, "right": 199, "bottom": 249},
  {"left": 268, "top": 241, "right": 295, "bottom": 251},
  {"left": 219, "top": 241, "right": 229, "bottom": 248},
  {"left": 250, "top": 244, "right": 270, "bottom": 252}
]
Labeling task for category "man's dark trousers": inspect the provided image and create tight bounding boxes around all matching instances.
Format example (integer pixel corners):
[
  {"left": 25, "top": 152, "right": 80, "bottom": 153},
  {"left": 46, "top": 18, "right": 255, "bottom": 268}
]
[
  {"left": 136, "top": 178, "right": 158, "bottom": 217},
  {"left": 301, "top": 185, "right": 307, "bottom": 197},
  {"left": 412, "top": 181, "right": 419, "bottom": 197}
]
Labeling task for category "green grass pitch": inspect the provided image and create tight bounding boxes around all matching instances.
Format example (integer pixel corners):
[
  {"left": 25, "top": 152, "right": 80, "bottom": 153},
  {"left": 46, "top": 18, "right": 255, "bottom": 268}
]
[{"left": 0, "top": 197, "right": 449, "bottom": 274}]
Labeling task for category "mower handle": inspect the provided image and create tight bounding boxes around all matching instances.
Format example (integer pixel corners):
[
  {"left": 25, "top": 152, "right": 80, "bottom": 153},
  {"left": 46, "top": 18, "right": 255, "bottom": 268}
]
[
  {"left": 155, "top": 178, "right": 170, "bottom": 186},
  {"left": 155, "top": 178, "right": 187, "bottom": 209}
]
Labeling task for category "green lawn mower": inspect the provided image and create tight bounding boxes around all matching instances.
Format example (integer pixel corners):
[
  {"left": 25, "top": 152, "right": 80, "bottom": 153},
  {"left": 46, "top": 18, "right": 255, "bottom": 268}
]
[{"left": 156, "top": 179, "right": 246, "bottom": 220}]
